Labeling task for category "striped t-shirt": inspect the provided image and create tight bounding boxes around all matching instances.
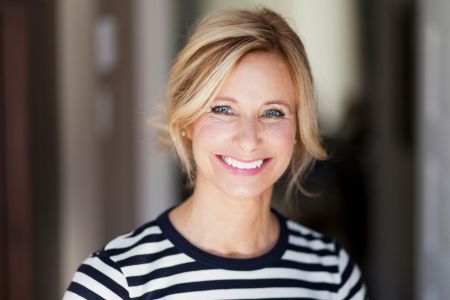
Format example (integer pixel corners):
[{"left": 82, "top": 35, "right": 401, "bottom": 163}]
[{"left": 64, "top": 208, "right": 367, "bottom": 299}]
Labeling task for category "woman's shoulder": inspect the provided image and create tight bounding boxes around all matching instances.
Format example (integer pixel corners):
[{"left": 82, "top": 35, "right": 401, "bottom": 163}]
[
  {"left": 284, "top": 217, "right": 331, "bottom": 239},
  {"left": 63, "top": 217, "right": 168, "bottom": 299},
  {"left": 280, "top": 214, "right": 359, "bottom": 272},
  {"left": 282, "top": 215, "right": 341, "bottom": 255},
  {"left": 102, "top": 219, "right": 161, "bottom": 252},
  {"left": 281, "top": 215, "right": 367, "bottom": 298},
  {"left": 95, "top": 216, "right": 174, "bottom": 264}
]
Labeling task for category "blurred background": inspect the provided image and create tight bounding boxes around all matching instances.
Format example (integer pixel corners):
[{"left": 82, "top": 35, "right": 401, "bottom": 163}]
[{"left": 1, "top": 0, "right": 449, "bottom": 299}]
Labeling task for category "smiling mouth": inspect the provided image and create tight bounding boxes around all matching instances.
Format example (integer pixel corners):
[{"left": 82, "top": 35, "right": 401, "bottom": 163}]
[{"left": 219, "top": 155, "right": 266, "bottom": 170}]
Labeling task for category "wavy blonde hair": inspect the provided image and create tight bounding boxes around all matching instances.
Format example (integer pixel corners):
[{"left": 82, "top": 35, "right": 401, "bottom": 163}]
[{"left": 164, "top": 7, "right": 327, "bottom": 198}]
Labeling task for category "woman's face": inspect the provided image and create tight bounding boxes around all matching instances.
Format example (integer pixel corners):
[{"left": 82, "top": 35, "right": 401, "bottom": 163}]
[{"left": 188, "top": 51, "right": 297, "bottom": 200}]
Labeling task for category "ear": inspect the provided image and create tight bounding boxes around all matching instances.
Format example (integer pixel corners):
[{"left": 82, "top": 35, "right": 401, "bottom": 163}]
[{"left": 185, "top": 125, "right": 193, "bottom": 140}]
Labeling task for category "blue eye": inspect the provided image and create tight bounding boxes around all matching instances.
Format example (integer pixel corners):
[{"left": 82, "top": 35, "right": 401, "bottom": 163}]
[
  {"left": 211, "top": 105, "right": 233, "bottom": 115},
  {"left": 263, "top": 109, "right": 285, "bottom": 118}
]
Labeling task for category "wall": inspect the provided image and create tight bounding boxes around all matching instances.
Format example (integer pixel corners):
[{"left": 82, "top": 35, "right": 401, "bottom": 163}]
[
  {"left": 57, "top": 0, "right": 178, "bottom": 294},
  {"left": 57, "top": 0, "right": 102, "bottom": 291},
  {"left": 417, "top": 0, "right": 450, "bottom": 298}
]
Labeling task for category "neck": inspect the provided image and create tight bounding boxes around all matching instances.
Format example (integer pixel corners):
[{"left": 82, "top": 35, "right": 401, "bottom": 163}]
[{"left": 169, "top": 180, "right": 279, "bottom": 258}]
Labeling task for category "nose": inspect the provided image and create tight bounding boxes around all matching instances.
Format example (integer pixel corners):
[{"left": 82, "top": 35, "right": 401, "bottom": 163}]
[{"left": 234, "top": 117, "right": 262, "bottom": 153}]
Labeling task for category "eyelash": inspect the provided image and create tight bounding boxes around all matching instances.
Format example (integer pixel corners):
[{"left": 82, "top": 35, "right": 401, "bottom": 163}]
[
  {"left": 211, "top": 105, "right": 234, "bottom": 115},
  {"left": 263, "top": 109, "right": 285, "bottom": 118},
  {"left": 210, "top": 105, "right": 286, "bottom": 118}
]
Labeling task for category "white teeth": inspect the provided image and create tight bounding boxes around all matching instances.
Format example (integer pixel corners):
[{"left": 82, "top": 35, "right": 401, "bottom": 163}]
[{"left": 221, "top": 156, "right": 264, "bottom": 170}]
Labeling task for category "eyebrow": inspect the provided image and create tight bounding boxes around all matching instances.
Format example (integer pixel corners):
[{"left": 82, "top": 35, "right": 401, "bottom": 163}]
[{"left": 213, "top": 97, "right": 294, "bottom": 112}]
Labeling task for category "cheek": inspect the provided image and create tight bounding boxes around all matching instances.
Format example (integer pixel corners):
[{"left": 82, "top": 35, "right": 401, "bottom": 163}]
[
  {"left": 190, "top": 117, "right": 235, "bottom": 163},
  {"left": 263, "top": 122, "right": 296, "bottom": 149},
  {"left": 192, "top": 118, "right": 234, "bottom": 143}
]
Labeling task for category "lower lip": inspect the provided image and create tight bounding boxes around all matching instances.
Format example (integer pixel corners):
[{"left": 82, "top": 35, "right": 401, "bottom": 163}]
[{"left": 216, "top": 155, "right": 270, "bottom": 175}]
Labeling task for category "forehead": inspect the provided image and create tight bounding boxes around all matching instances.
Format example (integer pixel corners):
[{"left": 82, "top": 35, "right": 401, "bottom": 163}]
[{"left": 215, "top": 51, "right": 296, "bottom": 106}]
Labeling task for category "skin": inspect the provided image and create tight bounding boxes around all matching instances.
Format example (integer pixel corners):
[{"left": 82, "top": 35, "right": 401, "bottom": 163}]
[{"left": 169, "top": 51, "right": 297, "bottom": 258}]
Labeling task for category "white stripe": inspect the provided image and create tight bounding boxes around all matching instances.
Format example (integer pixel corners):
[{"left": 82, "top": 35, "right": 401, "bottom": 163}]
[
  {"left": 105, "top": 225, "right": 162, "bottom": 250},
  {"left": 286, "top": 220, "right": 323, "bottom": 238},
  {"left": 338, "top": 247, "right": 350, "bottom": 271},
  {"left": 336, "top": 266, "right": 362, "bottom": 299},
  {"left": 123, "top": 253, "right": 195, "bottom": 276},
  {"left": 288, "top": 234, "right": 335, "bottom": 251},
  {"left": 83, "top": 256, "right": 128, "bottom": 289},
  {"left": 282, "top": 249, "right": 339, "bottom": 266},
  {"left": 71, "top": 271, "right": 122, "bottom": 299},
  {"left": 154, "top": 287, "right": 332, "bottom": 300},
  {"left": 348, "top": 284, "right": 366, "bottom": 300},
  {"left": 336, "top": 249, "right": 362, "bottom": 299},
  {"left": 62, "top": 291, "right": 86, "bottom": 300},
  {"left": 110, "top": 239, "right": 173, "bottom": 262},
  {"left": 129, "top": 267, "right": 338, "bottom": 297}
]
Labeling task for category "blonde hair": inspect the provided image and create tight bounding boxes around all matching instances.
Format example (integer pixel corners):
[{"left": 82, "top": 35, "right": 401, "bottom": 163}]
[{"left": 165, "top": 7, "right": 327, "bottom": 198}]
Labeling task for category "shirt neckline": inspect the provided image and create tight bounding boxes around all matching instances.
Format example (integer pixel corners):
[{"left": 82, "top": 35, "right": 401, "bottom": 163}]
[{"left": 156, "top": 206, "right": 288, "bottom": 270}]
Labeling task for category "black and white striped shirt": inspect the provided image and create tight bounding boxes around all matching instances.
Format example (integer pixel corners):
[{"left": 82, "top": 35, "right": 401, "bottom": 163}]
[{"left": 64, "top": 208, "right": 367, "bottom": 299}]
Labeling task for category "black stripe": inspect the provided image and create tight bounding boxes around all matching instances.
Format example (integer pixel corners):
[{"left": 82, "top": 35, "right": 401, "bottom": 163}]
[
  {"left": 219, "top": 298, "right": 322, "bottom": 300},
  {"left": 287, "top": 228, "right": 333, "bottom": 244},
  {"left": 66, "top": 281, "right": 105, "bottom": 300},
  {"left": 128, "top": 261, "right": 208, "bottom": 286},
  {"left": 333, "top": 241, "right": 342, "bottom": 255},
  {"left": 144, "top": 278, "right": 339, "bottom": 299},
  {"left": 338, "top": 256, "right": 355, "bottom": 290},
  {"left": 286, "top": 243, "right": 336, "bottom": 256},
  {"left": 94, "top": 251, "right": 122, "bottom": 271},
  {"left": 343, "top": 275, "right": 364, "bottom": 300},
  {"left": 78, "top": 264, "right": 129, "bottom": 299},
  {"left": 275, "top": 258, "right": 339, "bottom": 273},
  {"left": 128, "top": 220, "right": 158, "bottom": 237},
  {"left": 116, "top": 246, "right": 179, "bottom": 267},
  {"left": 128, "top": 259, "right": 340, "bottom": 287}
]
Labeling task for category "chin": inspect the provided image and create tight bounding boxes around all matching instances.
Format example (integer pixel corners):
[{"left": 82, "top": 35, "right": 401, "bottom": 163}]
[{"left": 219, "top": 183, "right": 271, "bottom": 200}]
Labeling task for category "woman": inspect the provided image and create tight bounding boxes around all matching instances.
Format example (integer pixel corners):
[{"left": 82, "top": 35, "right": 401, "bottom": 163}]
[{"left": 64, "top": 8, "right": 367, "bottom": 299}]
